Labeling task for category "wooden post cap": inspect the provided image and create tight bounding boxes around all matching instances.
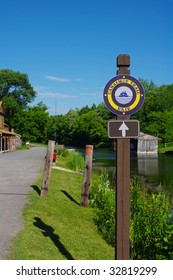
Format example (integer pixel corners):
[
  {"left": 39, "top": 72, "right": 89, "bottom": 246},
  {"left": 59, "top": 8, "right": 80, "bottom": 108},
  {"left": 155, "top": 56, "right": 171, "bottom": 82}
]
[
  {"left": 117, "top": 54, "right": 130, "bottom": 67},
  {"left": 85, "top": 145, "right": 93, "bottom": 156}
]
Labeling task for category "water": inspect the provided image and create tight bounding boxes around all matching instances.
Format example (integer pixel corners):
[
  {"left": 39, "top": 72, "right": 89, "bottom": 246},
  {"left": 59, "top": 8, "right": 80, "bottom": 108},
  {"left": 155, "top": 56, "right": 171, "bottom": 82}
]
[
  {"left": 90, "top": 148, "right": 173, "bottom": 193},
  {"left": 74, "top": 146, "right": 173, "bottom": 192}
]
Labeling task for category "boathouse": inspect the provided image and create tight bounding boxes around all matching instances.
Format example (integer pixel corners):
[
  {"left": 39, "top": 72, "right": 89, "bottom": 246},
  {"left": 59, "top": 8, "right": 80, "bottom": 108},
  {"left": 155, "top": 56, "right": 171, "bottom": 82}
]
[
  {"left": 136, "top": 132, "right": 159, "bottom": 155},
  {"left": 130, "top": 132, "right": 159, "bottom": 155},
  {"left": 0, "top": 101, "right": 21, "bottom": 153}
]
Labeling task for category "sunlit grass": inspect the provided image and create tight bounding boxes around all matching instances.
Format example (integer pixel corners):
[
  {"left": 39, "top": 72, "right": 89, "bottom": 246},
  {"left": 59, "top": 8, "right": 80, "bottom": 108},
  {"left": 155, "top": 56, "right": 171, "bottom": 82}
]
[{"left": 9, "top": 159, "right": 114, "bottom": 260}]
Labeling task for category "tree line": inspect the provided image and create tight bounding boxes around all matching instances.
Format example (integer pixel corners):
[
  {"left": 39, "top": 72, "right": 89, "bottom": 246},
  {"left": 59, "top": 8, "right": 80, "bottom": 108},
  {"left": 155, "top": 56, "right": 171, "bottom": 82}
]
[{"left": 1, "top": 69, "right": 173, "bottom": 147}]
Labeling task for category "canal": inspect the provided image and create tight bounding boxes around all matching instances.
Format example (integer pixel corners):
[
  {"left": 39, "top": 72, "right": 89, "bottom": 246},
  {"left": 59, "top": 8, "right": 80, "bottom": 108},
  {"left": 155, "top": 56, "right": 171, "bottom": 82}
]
[{"left": 86, "top": 148, "right": 173, "bottom": 193}]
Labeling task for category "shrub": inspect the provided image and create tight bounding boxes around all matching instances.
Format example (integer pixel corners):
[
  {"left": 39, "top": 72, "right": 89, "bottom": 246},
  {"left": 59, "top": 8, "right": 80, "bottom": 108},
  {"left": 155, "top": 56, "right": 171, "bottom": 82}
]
[
  {"left": 57, "top": 148, "right": 69, "bottom": 157},
  {"left": 90, "top": 176, "right": 173, "bottom": 259},
  {"left": 90, "top": 174, "right": 115, "bottom": 246},
  {"left": 130, "top": 181, "right": 173, "bottom": 259},
  {"left": 66, "top": 152, "right": 85, "bottom": 172}
]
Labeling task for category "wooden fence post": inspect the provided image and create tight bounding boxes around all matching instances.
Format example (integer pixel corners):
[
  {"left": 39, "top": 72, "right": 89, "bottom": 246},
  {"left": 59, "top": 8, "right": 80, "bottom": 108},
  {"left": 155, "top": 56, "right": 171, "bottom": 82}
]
[
  {"left": 80, "top": 145, "right": 93, "bottom": 207},
  {"left": 41, "top": 140, "right": 55, "bottom": 197}
]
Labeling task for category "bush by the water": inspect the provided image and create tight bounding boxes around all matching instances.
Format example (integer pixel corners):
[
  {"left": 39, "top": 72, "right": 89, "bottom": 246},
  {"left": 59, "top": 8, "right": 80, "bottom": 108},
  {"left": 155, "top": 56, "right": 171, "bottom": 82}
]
[
  {"left": 57, "top": 148, "right": 84, "bottom": 172},
  {"left": 57, "top": 148, "right": 69, "bottom": 157},
  {"left": 130, "top": 180, "right": 173, "bottom": 259},
  {"left": 66, "top": 152, "right": 84, "bottom": 172},
  {"left": 90, "top": 175, "right": 115, "bottom": 246},
  {"left": 90, "top": 175, "right": 173, "bottom": 259}
]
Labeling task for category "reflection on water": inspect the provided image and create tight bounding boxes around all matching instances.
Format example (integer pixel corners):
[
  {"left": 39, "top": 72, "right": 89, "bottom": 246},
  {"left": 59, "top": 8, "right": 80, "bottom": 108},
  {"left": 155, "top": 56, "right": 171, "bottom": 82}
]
[
  {"left": 137, "top": 155, "right": 158, "bottom": 176},
  {"left": 90, "top": 148, "right": 173, "bottom": 191}
]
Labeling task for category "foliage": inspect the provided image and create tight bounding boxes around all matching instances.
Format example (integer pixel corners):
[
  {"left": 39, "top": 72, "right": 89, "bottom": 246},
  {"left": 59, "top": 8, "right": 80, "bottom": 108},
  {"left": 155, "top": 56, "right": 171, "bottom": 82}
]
[
  {"left": 13, "top": 102, "right": 49, "bottom": 143},
  {"left": 66, "top": 152, "right": 85, "bottom": 172},
  {"left": 90, "top": 176, "right": 173, "bottom": 259},
  {"left": 1, "top": 68, "right": 173, "bottom": 149},
  {"left": 130, "top": 181, "right": 173, "bottom": 260},
  {"left": 0, "top": 69, "right": 36, "bottom": 125},
  {"left": 47, "top": 107, "right": 110, "bottom": 148},
  {"left": 134, "top": 81, "right": 173, "bottom": 146},
  {"left": 57, "top": 148, "right": 69, "bottom": 157},
  {"left": 138, "top": 78, "right": 157, "bottom": 95},
  {"left": 16, "top": 143, "right": 30, "bottom": 150},
  {"left": 90, "top": 174, "right": 115, "bottom": 246},
  {"left": 57, "top": 148, "right": 84, "bottom": 172},
  {"left": 46, "top": 80, "right": 173, "bottom": 148},
  {"left": 72, "top": 110, "right": 108, "bottom": 147}
]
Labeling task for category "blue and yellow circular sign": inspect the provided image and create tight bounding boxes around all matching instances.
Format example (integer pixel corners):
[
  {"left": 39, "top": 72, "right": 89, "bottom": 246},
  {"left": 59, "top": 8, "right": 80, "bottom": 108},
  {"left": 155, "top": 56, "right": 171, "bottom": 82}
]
[{"left": 103, "top": 74, "right": 145, "bottom": 116}]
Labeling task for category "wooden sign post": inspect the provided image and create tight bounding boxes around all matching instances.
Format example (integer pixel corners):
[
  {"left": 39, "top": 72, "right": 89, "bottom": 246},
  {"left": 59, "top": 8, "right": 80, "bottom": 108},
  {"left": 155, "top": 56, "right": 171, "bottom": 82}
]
[
  {"left": 116, "top": 54, "right": 131, "bottom": 260},
  {"left": 103, "top": 54, "right": 145, "bottom": 260},
  {"left": 41, "top": 140, "right": 55, "bottom": 197}
]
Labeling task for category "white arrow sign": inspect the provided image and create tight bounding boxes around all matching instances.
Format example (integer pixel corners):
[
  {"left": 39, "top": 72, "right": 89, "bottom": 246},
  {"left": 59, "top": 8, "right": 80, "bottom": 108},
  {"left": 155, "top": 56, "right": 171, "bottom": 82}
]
[{"left": 119, "top": 121, "right": 129, "bottom": 137}]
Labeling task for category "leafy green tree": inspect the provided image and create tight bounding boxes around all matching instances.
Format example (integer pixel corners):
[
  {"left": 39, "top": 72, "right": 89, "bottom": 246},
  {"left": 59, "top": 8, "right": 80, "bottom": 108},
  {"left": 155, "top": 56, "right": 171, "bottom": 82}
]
[
  {"left": 138, "top": 78, "right": 157, "bottom": 95},
  {"left": 163, "top": 111, "right": 173, "bottom": 144},
  {"left": 47, "top": 109, "right": 79, "bottom": 145},
  {"left": 72, "top": 110, "right": 109, "bottom": 147},
  {"left": 0, "top": 69, "right": 36, "bottom": 126},
  {"left": 144, "top": 111, "right": 165, "bottom": 140},
  {"left": 96, "top": 102, "right": 114, "bottom": 121},
  {"left": 78, "top": 105, "right": 92, "bottom": 116},
  {"left": 14, "top": 102, "right": 49, "bottom": 143},
  {"left": 134, "top": 81, "right": 173, "bottom": 145}
]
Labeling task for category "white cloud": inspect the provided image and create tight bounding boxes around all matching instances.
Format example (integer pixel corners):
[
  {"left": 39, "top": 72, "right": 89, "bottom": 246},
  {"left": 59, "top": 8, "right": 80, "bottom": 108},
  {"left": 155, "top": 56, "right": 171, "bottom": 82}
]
[
  {"left": 79, "top": 92, "right": 99, "bottom": 97},
  {"left": 34, "top": 86, "right": 50, "bottom": 92},
  {"left": 74, "top": 78, "right": 82, "bottom": 82},
  {"left": 38, "top": 92, "right": 78, "bottom": 99},
  {"left": 45, "top": 75, "right": 70, "bottom": 83},
  {"left": 45, "top": 75, "right": 82, "bottom": 83}
]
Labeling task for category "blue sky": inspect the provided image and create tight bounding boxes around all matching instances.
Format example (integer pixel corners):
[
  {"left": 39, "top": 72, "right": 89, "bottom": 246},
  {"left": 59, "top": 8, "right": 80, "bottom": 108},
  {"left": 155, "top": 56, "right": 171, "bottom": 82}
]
[{"left": 1, "top": 0, "right": 173, "bottom": 115}]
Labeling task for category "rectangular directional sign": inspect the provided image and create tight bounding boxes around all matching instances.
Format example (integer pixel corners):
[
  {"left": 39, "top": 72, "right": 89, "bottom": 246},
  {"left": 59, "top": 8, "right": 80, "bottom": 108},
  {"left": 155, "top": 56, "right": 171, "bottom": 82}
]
[{"left": 108, "top": 120, "right": 140, "bottom": 139}]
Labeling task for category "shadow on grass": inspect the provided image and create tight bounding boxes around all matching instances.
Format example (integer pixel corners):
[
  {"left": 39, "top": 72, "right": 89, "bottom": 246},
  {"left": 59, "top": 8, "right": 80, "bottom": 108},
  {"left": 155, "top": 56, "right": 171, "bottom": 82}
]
[
  {"left": 33, "top": 217, "right": 75, "bottom": 260},
  {"left": 30, "top": 185, "right": 41, "bottom": 195},
  {"left": 61, "top": 190, "right": 80, "bottom": 206}
]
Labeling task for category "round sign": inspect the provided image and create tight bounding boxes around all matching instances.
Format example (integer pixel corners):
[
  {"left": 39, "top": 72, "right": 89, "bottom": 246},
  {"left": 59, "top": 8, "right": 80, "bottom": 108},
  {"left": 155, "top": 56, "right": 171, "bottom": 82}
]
[{"left": 103, "top": 74, "right": 145, "bottom": 116}]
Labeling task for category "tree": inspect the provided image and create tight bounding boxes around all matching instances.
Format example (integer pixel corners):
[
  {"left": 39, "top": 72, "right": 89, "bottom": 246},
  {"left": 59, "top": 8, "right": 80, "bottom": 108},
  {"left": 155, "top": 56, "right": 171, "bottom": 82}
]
[
  {"left": 134, "top": 81, "right": 173, "bottom": 144},
  {"left": 138, "top": 78, "right": 157, "bottom": 95},
  {"left": 0, "top": 69, "right": 36, "bottom": 126},
  {"left": 72, "top": 110, "right": 109, "bottom": 147},
  {"left": 14, "top": 102, "right": 49, "bottom": 143},
  {"left": 96, "top": 102, "right": 114, "bottom": 120}
]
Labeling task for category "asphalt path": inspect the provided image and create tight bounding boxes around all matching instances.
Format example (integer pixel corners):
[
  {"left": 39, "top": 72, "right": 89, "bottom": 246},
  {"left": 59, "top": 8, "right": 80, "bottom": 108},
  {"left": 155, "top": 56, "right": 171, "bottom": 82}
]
[{"left": 0, "top": 146, "right": 46, "bottom": 259}]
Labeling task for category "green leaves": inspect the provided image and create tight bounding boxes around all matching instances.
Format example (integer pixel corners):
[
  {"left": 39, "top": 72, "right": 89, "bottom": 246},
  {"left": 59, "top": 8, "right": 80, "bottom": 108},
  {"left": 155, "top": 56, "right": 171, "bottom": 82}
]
[
  {"left": 130, "top": 183, "right": 173, "bottom": 259},
  {"left": 14, "top": 104, "right": 49, "bottom": 143},
  {"left": 135, "top": 80, "right": 173, "bottom": 145},
  {"left": 90, "top": 174, "right": 115, "bottom": 246},
  {"left": 0, "top": 69, "right": 36, "bottom": 126},
  {"left": 90, "top": 176, "right": 173, "bottom": 259}
]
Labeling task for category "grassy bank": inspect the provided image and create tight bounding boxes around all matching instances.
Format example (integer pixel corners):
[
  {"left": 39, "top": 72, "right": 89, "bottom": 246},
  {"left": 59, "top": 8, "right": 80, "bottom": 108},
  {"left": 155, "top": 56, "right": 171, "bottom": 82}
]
[
  {"left": 9, "top": 154, "right": 114, "bottom": 260},
  {"left": 158, "top": 145, "right": 173, "bottom": 154}
]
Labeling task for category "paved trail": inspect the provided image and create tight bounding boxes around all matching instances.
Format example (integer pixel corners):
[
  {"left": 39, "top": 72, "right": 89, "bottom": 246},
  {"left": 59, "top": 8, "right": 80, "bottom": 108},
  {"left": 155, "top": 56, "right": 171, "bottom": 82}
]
[{"left": 0, "top": 146, "right": 46, "bottom": 259}]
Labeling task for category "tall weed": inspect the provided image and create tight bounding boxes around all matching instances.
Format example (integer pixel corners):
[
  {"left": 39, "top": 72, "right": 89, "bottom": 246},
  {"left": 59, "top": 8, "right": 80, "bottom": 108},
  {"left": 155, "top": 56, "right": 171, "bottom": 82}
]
[
  {"left": 66, "top": 152, "right": 85, "bottom": 172},
  {"left": 90, "top": 176, "right": 173, "bottom": 259},
  {"left": 90, "top": 175, "right": 115, "bottom": 246},
  {"left": 130, "top": 180, "right": 173, "bottom": 259}
]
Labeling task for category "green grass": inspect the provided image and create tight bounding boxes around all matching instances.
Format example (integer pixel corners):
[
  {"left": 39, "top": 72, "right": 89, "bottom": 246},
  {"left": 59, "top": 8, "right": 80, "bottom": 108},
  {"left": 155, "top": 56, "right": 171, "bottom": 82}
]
[
  {"left": 56, "top": 151, "right": 84, "bottom": 172},
  {"left": 9, "top": 156, "right": 114, "bottom": 260},
  {"left": 158, "top": 145, "right": 173, "bottom": 153},
  {"left": 17, "top": 144, "right": 30, "bottom": 150}
]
